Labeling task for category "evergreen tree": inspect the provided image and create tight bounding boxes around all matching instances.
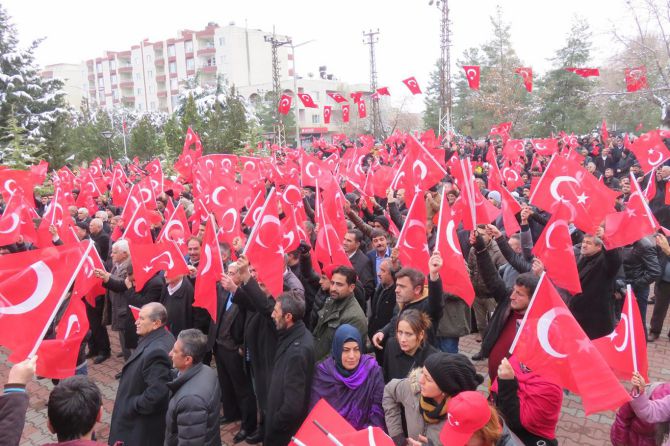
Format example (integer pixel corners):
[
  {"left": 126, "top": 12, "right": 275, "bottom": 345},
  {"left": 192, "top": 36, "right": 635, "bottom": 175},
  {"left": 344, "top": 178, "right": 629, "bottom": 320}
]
[
  {"left": 0, "top": 110, "right": 42, "bottom": 168},
  {"left": 221, "top": 85, "right": 249, "bottom": 152},
  {"left": 129, "top": 114, "right": 165, "bottom": 158},
  {"left": 423, "top": 61, "right": 441, "bottom": 133},
  {"left": 532, "top": 19, "right": 596, "bottom": 135}
]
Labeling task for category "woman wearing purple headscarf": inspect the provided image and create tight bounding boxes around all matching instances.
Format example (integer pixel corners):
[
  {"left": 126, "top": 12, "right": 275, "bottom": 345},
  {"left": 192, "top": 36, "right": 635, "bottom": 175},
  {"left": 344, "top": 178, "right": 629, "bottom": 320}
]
[{"left": 309, "top": 324, "right": 385, "bottom": 430}]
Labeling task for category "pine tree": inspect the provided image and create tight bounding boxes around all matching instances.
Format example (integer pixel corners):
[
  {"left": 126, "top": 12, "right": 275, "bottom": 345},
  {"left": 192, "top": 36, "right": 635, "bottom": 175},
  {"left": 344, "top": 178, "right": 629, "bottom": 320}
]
[
  {"left": 0, "top": 110, "right": 42, "bottom": 168},
  {"left": 221, "top": 85, "right": 249, "bottom": 152},
  {"left": 532, "top": 19, "right": 596, "bottom": 135},
  {"left": 129, "top": 114, "right": 165, "bottom": 158},
  {"left": 423, "top": 61, "right": 441, "bottom": 133},
  {"left": 0, "top": 6, "right": 68, "bottom": 150}
]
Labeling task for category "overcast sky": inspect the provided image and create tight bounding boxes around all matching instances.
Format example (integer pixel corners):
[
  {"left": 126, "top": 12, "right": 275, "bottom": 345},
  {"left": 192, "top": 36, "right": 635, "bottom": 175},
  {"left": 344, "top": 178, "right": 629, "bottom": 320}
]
[{"left": 4, "top": 0, "right": 637, "bottom": 110}]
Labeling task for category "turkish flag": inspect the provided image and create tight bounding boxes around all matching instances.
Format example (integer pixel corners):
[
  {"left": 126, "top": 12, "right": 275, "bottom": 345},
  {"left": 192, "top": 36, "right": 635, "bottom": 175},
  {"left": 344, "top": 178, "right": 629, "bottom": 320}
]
[
  {"left": 29, "top": 160, "right": 48, "bottom": 184},
  {"left": 280, "top": 208, "right": 301, "bottom": 254},
  {"left": 395, "top": 193, "right": 430, "bottom": 276},
  {"left": 502, "top": 139, "right": 526, "bottom": 161},
  {"left": 463, "top": 65, "right": 481, "bottom": 90},
  {"left": 376, "top": 86, "right": 390, "bottom": 96},
  {"left": 0, "top": 169, "right": 35, "bottom": 202},
  {"left": 434, "top": 189, "right": 475, "bottom": 305},
  {"left": 71, "top": 241, "right": 106, "bottom": 306},
  {"left": 628, "top": 130, "right": 670, "bottom": 174},
  {"left": 129, "top": 304, "right": 141, "bottom": 320},
  {"left": 390, "top": 135, "right": 446, "bottom": 201},
  {"left": 290, "top": 399, "right": 356, "bottom": 446},
  {"left": 350, "top": 91, "right": 363, "bottom": 103},
  {"left": 323, "top": 105, "right": 332, "bottom": 124},
  {"left": 194, "top": 215, "right": 223, "bottom": 321},
  {"left": 2, "top": 241, "right": 94, "bottom": 362},
  {"left": 335, "top": 427, "right": 395, "bottom": 446},
  {"left": 111, "top": 166, "right": 129, "bottom": 206},
  {"left": 131, "top": 240, "right": 190, "bottom": 291},
  {"left": 35, "top": 294, "right": 89, "bottom": 379},
  {"left": 0, "top": 191, "right": 37, "bottom": 246},
  {"left": 565, "top": 67, "right": 600, "bottom": 77},
  {"left": 604, "top": 172, "right": 659, "bottom": 249},
  {"left": 145, "top": 159, "right": 164, "bottom": 196},
  {"left": 532, "top": 203, "right": 581, "bottom": 294},
  {"left": 314, "top": 190, "right": 351, "bottom": 269},
  {"left": 298, "top": 93, "right": 318, "bottom": 108},
  {"left": 158, "top": 203, "right": 190, "bottom": 254},
  {"left": 602, "top": 118, "right": 609, "bottom": 143},
  {"left": 36, "top": 187, "right": 74, "bottom": 248},
  {"left": 515, "top": 67, "right": 533, "bottom": 92},
  {"left": 509, "top": 273, "right": 631, "bottom": 415},
  {"left": 402, "top": 76, "right": 422, "bottom": 94},
  {"left": 244, "top": 190, "right": 284, "bottom": 297},
  {"left": 625, "top": 66, "right": 647, "bottom": 92},
  {"left": 121, "top": 203, "right": 153, "bottom": 244},
  {"left": 532, "top": 138, "right": 559, "bottom": 157},
  {"left": 594, "top": 285, "right": 649, "bottom": 381},
  {"left": 182, "top": 127, "right": 203, "bottom": 156},
  {"left": 342, "top": 104, "right": 350, "bottom": 123},
  {"left": 357, "top": 100, "right": 367, "bottom": 118},
  {"left": 529, "top": 154, "right": 617, "bottom": 233},
  {"left": 489, "top": 121, "right": 513, "bottom": 143},
  {"left": 278, "top": 94, "right": 292, "bottom": 115},
  {"left": 366, "top": 165, "right": 395, "bottom": 198},
  {"left": 327, "top": 91, "right": 348, "bottom": 103}
]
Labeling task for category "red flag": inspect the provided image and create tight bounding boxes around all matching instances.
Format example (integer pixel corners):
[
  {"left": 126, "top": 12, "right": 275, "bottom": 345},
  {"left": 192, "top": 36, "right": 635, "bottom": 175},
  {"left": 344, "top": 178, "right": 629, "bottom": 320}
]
[
  {"left": 402, "top": 76, "right": 422, "bottom": 94},
  {"left": 280, "top": 208, "right": 301, "bottom": 254},
  {"left": 1, "top": 241, "right": 94, "bottom": 361},
  {"left": 531, "top": 138, "right": 559, "bottom": 157},
  {"left": 342, "top": 104, "right": 350, "bottom": 123},
  {"left": 182, "top": 127, "right": 203, "bottom": 155},
  {"left": 529, "top": 154, "right": 617, "bottom": 233},
  {"left": 158, "top": 204, "right": 190, "bottom": 254},
  {"left": 327, "top": 91, "right": 348, "bottom": 103},
  {"left": 0, "top": 169, "right": 35, "bottom": 202},
  {"left": 35, "top": 294, "right": 89, "bottom": 379},
  {"left": 395, "top": 193, "right": 430, "bottom": 276},
  {"left": 357, "top": 100, "right": 367, "bottom": 118},
  {"left": 463, "top": 65, "right": 481, "bottom": 90},
  {"left": 604, "top": 173, "right": 659, "bottom": 249},
  {"left": 376, "top": 86, "right": 390, "bottom": 96},
  {"left": 350, "top": 92, "right": 363, "bottom": 103},
  {"left": 131, "top": 240, "right": 190, "bottom": 291},
  {"left": 515, "top": 67, "right": 533, "bottom": 92},
  {"left": 314, "top": 186, "right": 351, "bottom": 269},
  {"left": 601, "top": 118, "right": 609, "bottom": 143},
  {"left": 502, "top": 139, "right": 526, "bottom": 161},
  {"left": 628, "top": 130, "right": 670, "bottom": 174},
  {"left": 625, "top": 66, "right": 647, "bottom": 92},
  {"left": 244, "top": 190, "right": 284, "bottom": 297},
  {"left": 509, "top": 273, "right": 631, "bottom": 415},
  {"left": 532, "top": 203, "right": 581, "bottom": 294},
  {"left": 29, "top": 160, "right": 48, "bottom": 184},
  {"left": 434, "top": 188, "right": 475, "bottom": 305},
  {"left": 323, "top": 105, "right": 332, "bottom": 124},
  {"left": 278, "top": 94, "right": 293, "bottom": 115},
  {"left": 129, "top": 305, "right": 141, "bottom": 320},
  {"left": 593, "top": 285, "right": 648, "bottom": 381},
  {"left": 121, "top": 203, "right": 153, "bottom": 244},
  {"left": 489, "top": 122, "right": 513, "bottom": 142},
  {"left": 565, "top": 67, "right": 600, "bottom": 77},
  {"left": 194, "top": 215, "right": 223, "bottom": 321},
  {"left": 297, "top": 93, "right": 318, "bottom": 108},
  {"left": 0, "top": 191, "right": 37, "bottom": 246},
  {"left": 290, "top": 399, "right": 356, "bottom": 446}
]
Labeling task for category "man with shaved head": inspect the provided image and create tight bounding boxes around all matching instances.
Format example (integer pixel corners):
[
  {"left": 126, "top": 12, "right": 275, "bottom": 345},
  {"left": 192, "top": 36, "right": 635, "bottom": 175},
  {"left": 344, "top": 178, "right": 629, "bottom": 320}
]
[{"left": 109, "top": 302, "right": 175, "bottom": 446}]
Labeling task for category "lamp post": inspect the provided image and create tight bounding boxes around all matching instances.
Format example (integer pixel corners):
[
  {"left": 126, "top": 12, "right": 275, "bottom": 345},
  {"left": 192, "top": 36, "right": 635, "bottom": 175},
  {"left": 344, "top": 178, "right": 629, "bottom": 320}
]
[
  {"left": 100, "top": 130, "right": 114, "bottom": 163},
  {"left": 291, "top": 39, "right": 316, "bottom": 149}
]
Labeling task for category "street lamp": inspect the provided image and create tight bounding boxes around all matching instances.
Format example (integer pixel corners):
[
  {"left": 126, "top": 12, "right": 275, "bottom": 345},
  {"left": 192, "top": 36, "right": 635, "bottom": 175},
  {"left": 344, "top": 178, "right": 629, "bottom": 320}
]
[
  {"left": 291, "top": 39, "right": 316, "bottom": 149},
  {"left": 100, "top": 130, "right": 114, "bottom": 163}
]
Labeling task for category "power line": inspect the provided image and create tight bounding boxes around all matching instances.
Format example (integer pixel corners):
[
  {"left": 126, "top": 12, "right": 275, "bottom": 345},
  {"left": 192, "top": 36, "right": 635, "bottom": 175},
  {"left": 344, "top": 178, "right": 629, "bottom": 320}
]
[
  {"left": 264, "top": 28, "right": 291, "bottom": 146},
  {"left": 363, "top": 29, "right": 384, "bottom": 139}
]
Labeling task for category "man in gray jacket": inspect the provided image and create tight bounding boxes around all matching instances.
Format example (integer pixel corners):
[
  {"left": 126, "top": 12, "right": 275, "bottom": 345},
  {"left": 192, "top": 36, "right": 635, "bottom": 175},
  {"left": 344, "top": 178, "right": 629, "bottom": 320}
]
[{"left": 165, "top": 328, "right": 222, "bottom": 446}]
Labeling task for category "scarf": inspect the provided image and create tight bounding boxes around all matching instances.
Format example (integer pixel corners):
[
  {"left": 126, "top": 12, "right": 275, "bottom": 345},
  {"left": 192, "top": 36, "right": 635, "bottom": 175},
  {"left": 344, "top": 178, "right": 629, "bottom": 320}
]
[{"left": 419, "top": 395, "right": 448, "bottom": 424}]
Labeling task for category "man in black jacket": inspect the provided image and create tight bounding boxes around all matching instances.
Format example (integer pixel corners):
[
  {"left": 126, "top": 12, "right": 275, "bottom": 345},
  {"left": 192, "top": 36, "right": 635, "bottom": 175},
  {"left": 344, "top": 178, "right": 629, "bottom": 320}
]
[
  {"left": 369, "top": 258, "right": 397, "bottom": 364},
  {"left": 622, "top": 236, "right": 661, "bottom": 337},
  {"left": 161, "top": 273, "right": 196, "bottom": 337},
  {"left": 265, "top": 291, "right": 315, "bottom": 446},
  {"left": 343, "top": 229, "right": 376, "bottom": 302},
  {"left": 165, "top": 329, "right": 221, "bottom": 446},
  {"left": 109, "top": 302, "right": 175, "bottom": 446}
]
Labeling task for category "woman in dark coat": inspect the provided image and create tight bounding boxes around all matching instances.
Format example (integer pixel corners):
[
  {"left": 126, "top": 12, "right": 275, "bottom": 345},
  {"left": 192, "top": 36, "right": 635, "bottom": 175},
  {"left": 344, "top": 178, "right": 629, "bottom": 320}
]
[
  {"left": 310, "top": 324, "right": 385, "bottom": 430},
  {"left": 383, "top": 309, "right": 438, "bottom": 383}
]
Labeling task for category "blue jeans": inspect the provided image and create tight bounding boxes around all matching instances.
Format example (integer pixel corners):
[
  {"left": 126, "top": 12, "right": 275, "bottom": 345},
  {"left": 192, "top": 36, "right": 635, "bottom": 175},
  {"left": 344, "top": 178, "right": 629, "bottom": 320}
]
[{"left": 436, "top": 336, "right": 459, "bottom": 354}]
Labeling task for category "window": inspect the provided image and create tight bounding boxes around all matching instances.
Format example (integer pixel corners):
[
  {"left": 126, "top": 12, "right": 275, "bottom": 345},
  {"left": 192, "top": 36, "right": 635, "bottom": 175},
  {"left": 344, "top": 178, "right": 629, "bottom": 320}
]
[
  {"left": 138, "top": 103, "right": 144, "bottom": 111},
  {"left": 206, "top": 57, "right": 216, "bottom": 67},
  {"left": 186, "top": 58, "right": 194, "bottom": 70},
  {"left": 113, "top": 90, "right": 119, "bottom": 99},
  {"left": 147, "top": 70, "right": 154, "bottom": 78},
  {"left": 150, "top": 101, "right": 156, "bottom": 110},
  {"left": 311, "top": 115, "right": 320, "bottom": 124},
  {"left": 136, "top": 87, "right": 143, "bottom": 95},
  {"left": 97, "top": 78, "right": 104, "bottom": 88},
  {"left": 96, "top": 63, "right": 102, "bottom": 72},
  {"left": 168, "top": 45, "right": 176, "bottom": 57},
  {"left": 171, "top": 95, "right": 179, "bottom": 108},
  {"left": 110, "top": 60, "right": 116, "bottom": 70},
  {"left": 219, "top": 55, "right": 226, "bottom": 65},
  {"left": 133, "top": 57, "right": 139, "bottom": 66},
  {"left": 170, "top": 78, "right": 179, "bottom": 90},
  {"left": 148, "top": 85, "right": 155, "bottom": 94},
  {"left": 146, "top": 55, "right": 152, "bottom": 63},
  {"left": 111, "top": 74, "right": 117, "bottom": 85},
  {"left": 218, "top": 37, "right": 225, "bottom": 46},
  {"left": 185, "top": 41, "right": 193, "bottom": 52},
  {"left": 134, "top": 73, "right": 141, "bottom": 81},
  {"left": 169, "top": 62, "right": 177, "bottom": 73}
]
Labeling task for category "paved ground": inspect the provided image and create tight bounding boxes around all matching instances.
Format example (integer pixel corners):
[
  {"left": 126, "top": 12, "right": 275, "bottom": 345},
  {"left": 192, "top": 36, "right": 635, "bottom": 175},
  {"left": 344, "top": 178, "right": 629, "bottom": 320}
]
[{"left": 3, "top": 305, "right": 670, "bottom": 446}]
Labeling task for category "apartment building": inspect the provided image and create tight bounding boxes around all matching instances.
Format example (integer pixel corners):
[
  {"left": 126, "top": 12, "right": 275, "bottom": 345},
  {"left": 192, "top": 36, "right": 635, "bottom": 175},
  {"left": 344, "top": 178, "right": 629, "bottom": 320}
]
[{"left": 41, "top": 63, "right": 84, "bottom": 109}]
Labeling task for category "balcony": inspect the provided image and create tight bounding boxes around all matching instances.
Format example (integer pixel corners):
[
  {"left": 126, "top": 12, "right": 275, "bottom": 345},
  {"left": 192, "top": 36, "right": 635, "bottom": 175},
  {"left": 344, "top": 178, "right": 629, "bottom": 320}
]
[
  {"left": 120, "top": 81, "right": 134, "bottom": 89},
  {"left": 88, "top": 73, "right": 95, "bottom": 81},
  {"left": 156, "top": 74, "right": 166, "bottom": 82},
  {"left": 153, "top": 42, "right": 163, "bottom": 49},
  {"left": 118, "top": 66, "right": 133, "bottom": 73},
  {"left": 121, "top": 96, "right": 135, "bottom": 103},
  {"left": 197, "top": 47, "right": 216, "bottom": 56},
  {"left": 200, "top": 65, "right": 217, "bottom": 74},
  {"left": 185, "top": 51, "right": 194, "bottom": 59},
  {"left": 187, "top": 69, "right": 195, "bottom": 76},
  {"left": 157, "top": 91, "right": 167, "bottom": 98},
  {"left": 155, "top": 58, "right": 164, "bottom": 66},
  {"left": 168, "top": 56, "right": 177, "bottom": 63}
]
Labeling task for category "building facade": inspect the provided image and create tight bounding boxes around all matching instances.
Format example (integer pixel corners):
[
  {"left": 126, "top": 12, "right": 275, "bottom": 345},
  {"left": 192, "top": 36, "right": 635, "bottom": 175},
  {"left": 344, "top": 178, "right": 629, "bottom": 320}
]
[{"left": 41, "top": 63, "right": 84, "bottom": 109}]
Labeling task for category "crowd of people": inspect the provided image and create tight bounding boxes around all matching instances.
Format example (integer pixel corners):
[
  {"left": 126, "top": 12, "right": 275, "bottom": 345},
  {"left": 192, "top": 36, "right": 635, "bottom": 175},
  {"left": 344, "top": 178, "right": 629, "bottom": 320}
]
[{"left": 0, "top": 130, "right": 670, "bottom": 446}]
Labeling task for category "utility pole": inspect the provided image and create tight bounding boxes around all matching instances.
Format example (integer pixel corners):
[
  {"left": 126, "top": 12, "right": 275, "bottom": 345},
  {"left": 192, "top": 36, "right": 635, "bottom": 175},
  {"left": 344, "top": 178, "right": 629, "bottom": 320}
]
[
  {"left": 264, "top": 28, "right": 291, "bottom": 146},
  {"left": 430, "top": 0, "right": 453, "bottom": 141},
  {"left": 363, "top": 29, "right": 383, "bottom": 140}
]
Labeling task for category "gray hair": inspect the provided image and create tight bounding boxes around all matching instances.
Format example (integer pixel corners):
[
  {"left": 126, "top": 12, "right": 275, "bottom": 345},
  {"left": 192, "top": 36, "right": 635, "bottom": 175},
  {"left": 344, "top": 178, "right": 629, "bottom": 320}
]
[
  {"left": 77, "top": 207, "right": 89, "bottom": 215},
  {"left": 583, "top": 233, "right": 604, "bottom": 247},
  {"left": 94, "top": 211, "right": 108, "bottom": 222},
  {"left": 276, "top": 291, "right": 306, "bottom": 321},
  {"left": 90, "top": 218, "right": 103, "bottom": 229},
  {"left": 112, "top": 239, "right": 130, "bottom": 255},
  {"left": 143, "top": 302, "right": 167, "bottom": 325},
  {"left": 177, "top": 329, "right": 208, "bottom": 364}
]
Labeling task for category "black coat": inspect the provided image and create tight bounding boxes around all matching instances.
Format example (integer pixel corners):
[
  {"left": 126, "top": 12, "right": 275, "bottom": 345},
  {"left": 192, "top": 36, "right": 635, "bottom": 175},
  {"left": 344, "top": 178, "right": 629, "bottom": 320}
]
[
  {"left": 382, "top": 340, "right": 438, "bottom": 383},
  {"left": 109, "top": 327, "right": 175, "bottom": 446},
  {"left": 124, "top": 273, "right": 165, "bottom": 349},
  {"left": 91, "top": 230, "right": 110, "bottom": 262},
  {"left": 569, "top": 247, "right": 622, "bottom": 339},
  {"left": 161, "top": 279, "right": 196, "bottom": 338},
  {"left": 369, "top": 283, "right": 396, "bottom": 337},
  {"left": 265, "top": 321, "right": 315, "bottom": 446},
  {"left": 350, "top": 249, "right": 376, "bottom": 301},
  {"left": 165, "top": 363, "right": 222, "bottom": 446},
  {"left": 622, "top": 237, "right": 661, "bottom": 289}
]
